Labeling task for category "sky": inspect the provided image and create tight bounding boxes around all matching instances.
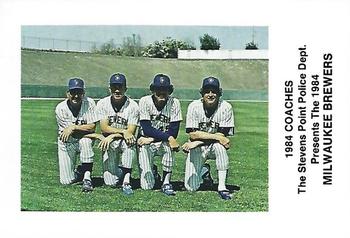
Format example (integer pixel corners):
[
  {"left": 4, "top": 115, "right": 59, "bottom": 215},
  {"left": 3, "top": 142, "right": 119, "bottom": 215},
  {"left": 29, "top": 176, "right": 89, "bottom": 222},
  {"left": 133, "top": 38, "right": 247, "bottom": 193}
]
[{"left": 21, "top": 25, "right": 268, "bottom": 52}]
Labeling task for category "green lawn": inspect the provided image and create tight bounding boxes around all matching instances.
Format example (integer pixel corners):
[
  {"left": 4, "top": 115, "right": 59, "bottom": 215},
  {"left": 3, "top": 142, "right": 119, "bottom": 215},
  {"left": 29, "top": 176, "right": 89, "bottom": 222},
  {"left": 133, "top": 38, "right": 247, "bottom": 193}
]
[
  {"left": 21, "top": 50, "right": 268, "bottom": 91},
  {"left": 21, "top": 99, "right": 268, "bottom": 212}
]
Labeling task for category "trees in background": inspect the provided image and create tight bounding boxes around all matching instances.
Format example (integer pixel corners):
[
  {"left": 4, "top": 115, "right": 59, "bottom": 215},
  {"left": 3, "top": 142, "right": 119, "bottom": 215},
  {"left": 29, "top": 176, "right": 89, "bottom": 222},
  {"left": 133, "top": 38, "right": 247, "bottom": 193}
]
[
  {"left": 199, "top": 33, "right": 221, "bottom": 50},
  {"left": 142, "top": 37, "right": 196, "bottom": 58},
  {"left": 245, "top": 41, "right": 259, "bottom": 50},
  {"left": 92, "top": 33, "right": 264, "bottom": 57},
  {"left": 122, "top": 34, "right": 143, "bottom": 57},
  {"left": 92, "top": 35, "right": 195, "bottom": 58},
  {"left": 99, "top": 39, "right": 122, "bottom": 55},
  {"left": 92, "top": 34, "right": 142, "bottom": 56}
]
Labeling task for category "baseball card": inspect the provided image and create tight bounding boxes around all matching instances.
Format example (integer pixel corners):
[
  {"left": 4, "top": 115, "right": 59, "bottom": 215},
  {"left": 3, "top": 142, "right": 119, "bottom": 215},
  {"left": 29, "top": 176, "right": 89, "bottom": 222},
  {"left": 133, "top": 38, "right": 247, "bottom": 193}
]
[{"left": 1, "top": 0, "right": 350, "bottom": 237}]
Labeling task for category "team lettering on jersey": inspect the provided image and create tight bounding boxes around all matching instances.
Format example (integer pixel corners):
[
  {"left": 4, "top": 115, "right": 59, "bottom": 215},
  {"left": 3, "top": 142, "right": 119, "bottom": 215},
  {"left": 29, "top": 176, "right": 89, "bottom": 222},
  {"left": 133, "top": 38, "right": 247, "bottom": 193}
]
[
  {"left": 75, "top": 119, "right": 87, "bottom": 125},
  {"left": 156, "top": 125, "right": 169, "bottom": 132},
  {"left": 108, "top": 115, "right": 128, "bottom": 128},
  {"left": 199, "top": 121, "right": 219, "bottom": 133},
  {"left": 58, "top": 118, "right": 87, "bottom": 135},
  {"left": 150, "top": 114, "right": 170, "bottom": 132},
  {"left": 150, "top": 114, "right": 170, "bottom": 123}
]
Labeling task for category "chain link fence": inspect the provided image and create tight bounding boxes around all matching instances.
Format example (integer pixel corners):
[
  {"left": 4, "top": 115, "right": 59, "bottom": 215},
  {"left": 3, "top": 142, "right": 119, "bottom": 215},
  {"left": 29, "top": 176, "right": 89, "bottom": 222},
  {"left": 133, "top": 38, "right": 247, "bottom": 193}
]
[{"left": 21, "top": 36, "right": 120, "bottom": 52}]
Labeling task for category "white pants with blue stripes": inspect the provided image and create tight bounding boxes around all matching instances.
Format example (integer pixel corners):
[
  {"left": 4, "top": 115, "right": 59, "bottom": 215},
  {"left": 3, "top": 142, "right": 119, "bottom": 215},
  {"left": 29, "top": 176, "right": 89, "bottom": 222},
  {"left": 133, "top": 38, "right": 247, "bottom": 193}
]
[
  {"left": 57, "top": 137, "right": 94, "bottom": 185},
  {"left": 102, "top": 139, "right": 136, "bottom": 186},
  {"left": 138, "top": 141, "right": 174, "bottom": 190},
  {"left": 184, "top": 142, "right": 229, "bottom": 191}
]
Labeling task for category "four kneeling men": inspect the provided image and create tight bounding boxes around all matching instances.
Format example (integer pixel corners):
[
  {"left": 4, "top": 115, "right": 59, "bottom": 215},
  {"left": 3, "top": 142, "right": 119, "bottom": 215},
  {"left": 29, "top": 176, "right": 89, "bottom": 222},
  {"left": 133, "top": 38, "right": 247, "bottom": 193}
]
[{"left": 55, "top": 74, "right": 235, "bottom": 200}]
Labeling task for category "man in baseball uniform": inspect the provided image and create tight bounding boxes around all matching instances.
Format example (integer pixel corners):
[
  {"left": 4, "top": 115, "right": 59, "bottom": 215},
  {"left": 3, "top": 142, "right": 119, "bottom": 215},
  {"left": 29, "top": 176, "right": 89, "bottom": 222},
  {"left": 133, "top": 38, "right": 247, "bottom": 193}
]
[
  {"left": 55, "top": 78, "right": 101, "bottom": 192},
  {"left": 96, "top": 73, "right": 139, "bottom": 195},
  {"left": 138, "top": 73, "right": 182, "bottom": 196},
  {"left": 182, "top": 76, "right": 234, "bottom": 200}
]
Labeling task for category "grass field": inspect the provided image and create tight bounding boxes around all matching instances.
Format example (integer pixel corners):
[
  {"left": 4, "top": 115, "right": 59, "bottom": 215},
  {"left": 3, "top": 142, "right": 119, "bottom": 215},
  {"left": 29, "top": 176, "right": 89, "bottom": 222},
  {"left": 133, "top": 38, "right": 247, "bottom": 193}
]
[
  {"left": 21, "top": 50, "right": 268, "bottom": 91},
  {"left": 21, "top": 99, "right": 268, "bottom": 212}
]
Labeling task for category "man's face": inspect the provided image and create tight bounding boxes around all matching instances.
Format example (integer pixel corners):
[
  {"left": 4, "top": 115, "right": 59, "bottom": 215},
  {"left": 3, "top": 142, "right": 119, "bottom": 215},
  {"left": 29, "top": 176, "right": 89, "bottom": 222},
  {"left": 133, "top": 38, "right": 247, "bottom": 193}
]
[
  {"left": 67, "top": 88, "right": 84, "bottom": 105},
  {"left": 110, "top": 84, "right": 126, "bottom": 101},
  {"left": 202, "top": 87, "right": 219, "bottom": 108},
  {"left": 153, "top": 87, "right": 169, "bottom": 103}
]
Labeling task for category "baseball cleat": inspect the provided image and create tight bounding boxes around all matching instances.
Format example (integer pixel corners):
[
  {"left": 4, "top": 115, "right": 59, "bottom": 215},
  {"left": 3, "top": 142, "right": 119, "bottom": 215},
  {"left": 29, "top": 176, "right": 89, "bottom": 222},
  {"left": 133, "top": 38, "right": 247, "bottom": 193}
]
[
  {"left": 161, "top": 183, "right": 176, "bottom": 196},
  {"left": 122, "top": 183, "right": 133, "bottom": 195},
  {"left": 218, "top": 190, "right": 232, "bottom": 200},
  {"left": 201, "top": 163, "right": 214, "bottom": 188},
  {"left": 82, "top": 179, "right": 93, "bottom": 192}
]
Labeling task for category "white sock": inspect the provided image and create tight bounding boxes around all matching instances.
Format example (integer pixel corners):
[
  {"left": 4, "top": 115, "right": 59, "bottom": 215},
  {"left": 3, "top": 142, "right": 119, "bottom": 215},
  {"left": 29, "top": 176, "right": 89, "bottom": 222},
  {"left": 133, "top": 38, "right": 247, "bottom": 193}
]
[
  {"left": 83, "top": 171, "right": 91, "bottom": 181},
  {"left": 163, "top": 172, "right": 171, "bottom": 185},
  {"left": 218, "top": 170, "right": 227, "bottom": 191},
  {"left": 123, "top": 173, "right": 131, "bottom": 184}
]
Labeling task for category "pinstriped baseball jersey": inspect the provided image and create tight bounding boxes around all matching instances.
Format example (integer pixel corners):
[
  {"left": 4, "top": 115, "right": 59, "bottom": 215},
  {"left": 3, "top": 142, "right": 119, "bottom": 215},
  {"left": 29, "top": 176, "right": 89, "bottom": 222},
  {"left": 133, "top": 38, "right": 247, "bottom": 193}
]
[
  {"left": 96, "top": 96, "right": 139, "bottom": 129},
  {"left": 139, "top": 95, "right": 182, "bottom": 134},
  {"left": 184, "top": 99, "right": 234, "bottom": 192},
  {"left": 96, "top": 96, "right": 139, "bottom": 186},
  {"left": 55, "top": 96, "right": 98, "bottom": 185},
  {"left": 55, "top": 97, "right": 99, "bottom": 142},
  {"left": 138, "top": 95, "right": 182, "bottom": 190},
  {"left": 186, "top": 99, "right": 234, "bottom": 134}
]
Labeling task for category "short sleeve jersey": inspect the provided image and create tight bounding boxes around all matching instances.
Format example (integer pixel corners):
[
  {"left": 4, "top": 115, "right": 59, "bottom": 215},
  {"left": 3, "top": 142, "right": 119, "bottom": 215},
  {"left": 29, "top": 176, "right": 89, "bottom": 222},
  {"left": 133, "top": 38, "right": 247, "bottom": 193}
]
[
  {"left": 139, "top": 95, "right": 182, "bottom": 134},
  {"left": 186, "top": 99, "right": 234, "bottom": 135},
  {"left": 55, "top": 97, "right": 98, "bottom": 137},
  {"left": 96, "top": 96, "right": 139, "bottom": 129}
]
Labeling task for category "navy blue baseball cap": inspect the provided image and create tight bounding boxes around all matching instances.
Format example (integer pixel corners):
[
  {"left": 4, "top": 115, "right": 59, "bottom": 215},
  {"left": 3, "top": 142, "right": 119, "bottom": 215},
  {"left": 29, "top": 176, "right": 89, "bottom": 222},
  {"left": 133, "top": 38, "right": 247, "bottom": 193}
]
[
  {"left": 110, "top": 73, "right": 126, "bottom": 86},
  {"left": 201, "top": 76, "right": 220, "bottom": 90},
  {"left": 151, "top": 73, "right": 172, "bottom": 88},
  {"left": 68, "top": 78, "right": 85, "bottom": 90}
]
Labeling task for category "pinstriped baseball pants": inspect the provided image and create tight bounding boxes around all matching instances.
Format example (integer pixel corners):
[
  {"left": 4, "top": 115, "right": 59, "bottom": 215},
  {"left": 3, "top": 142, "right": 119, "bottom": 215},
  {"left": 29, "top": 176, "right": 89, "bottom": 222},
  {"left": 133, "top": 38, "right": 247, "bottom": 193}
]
[
  {"left": 102, "top": 139, "right": 136, "bottom": 186},
  {"left": 184, "top": 142, "right": 229, "bottom": 191},
  {"left": 57, "top": 137, "right": 94, "bottom": 185},
  {"left": 138, "top": 142, "right": 174, "bottom": 190}
]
